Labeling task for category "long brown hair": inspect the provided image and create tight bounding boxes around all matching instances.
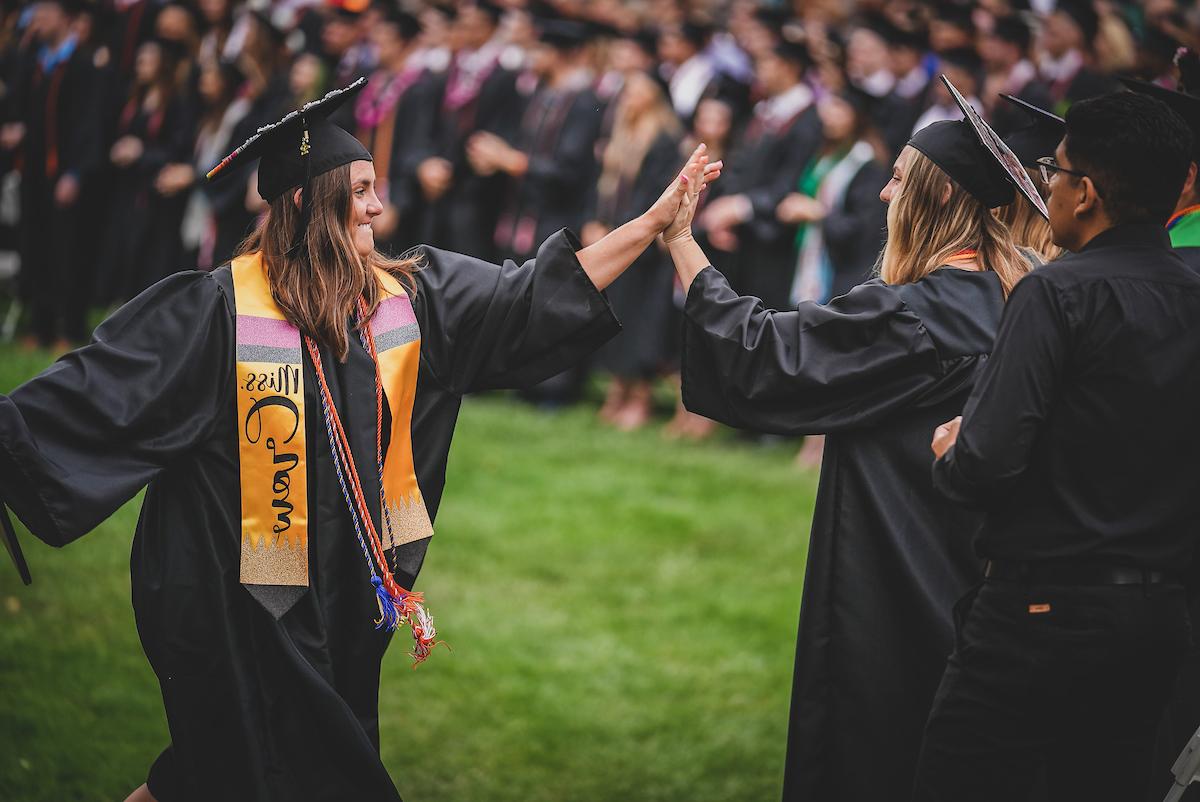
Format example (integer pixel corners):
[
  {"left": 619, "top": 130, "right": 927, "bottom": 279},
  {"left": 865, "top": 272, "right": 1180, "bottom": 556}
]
[
  {"left": 878, "top": 148, "right": 1029, "bottom": 297},
  {"left": 236, "top": 163, "right": 419, "bottom": 360},
  {"left": 995, "top": 168, "right": 1063, "bottom": 263}
]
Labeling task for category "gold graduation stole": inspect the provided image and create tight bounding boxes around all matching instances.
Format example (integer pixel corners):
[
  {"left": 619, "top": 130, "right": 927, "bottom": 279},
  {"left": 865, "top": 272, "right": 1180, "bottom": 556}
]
[{"left": 232, "top": 252, "right": 434, "bottom": 592}]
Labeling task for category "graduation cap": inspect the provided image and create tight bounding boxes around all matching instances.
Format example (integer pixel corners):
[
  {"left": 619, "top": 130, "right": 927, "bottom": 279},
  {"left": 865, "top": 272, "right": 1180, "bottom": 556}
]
[
  {"left": 466, "top": 0, "right": 505, "bottom": 25},
  {"left": 999, "top": 93, "right": 1065, "bottom": 168},
  {"left": 379, "top": 7, "right": 421, "bottom": 42},
  {"left": 875, "top": 16, "right": 928, "bottom": 52},
  {"left": 990, "top": 14, "right": 1032, "bottom": 51},
  {"left": 537, "top": 18, "right": 591, "bottom": 51},
  {"left": 774, "top": 36, "right": 812, "bottom": 69},
  {"left": 206, "top": 78, "right": 371, "bottom": 204},
  {"left": 908, "top": 75, "right": 1048, "bottom": 217}
]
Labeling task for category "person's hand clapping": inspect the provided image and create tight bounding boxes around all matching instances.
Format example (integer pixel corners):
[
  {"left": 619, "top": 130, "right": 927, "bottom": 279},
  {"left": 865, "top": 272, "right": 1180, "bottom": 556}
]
[
  {"left": 155, "top": 163, "right": 196, "bottom": 196},
  {"left": 776, "top": 193, "right": 827, "bottom": 224},
  {"left": 110, "top": 135, "right": 144, "bottom": 167},
  {"left": 417, "top": 157, "right": 453, "bottom": 201},
  {"left": 931, "top": 416, "right": 962, "bottom": 459}
]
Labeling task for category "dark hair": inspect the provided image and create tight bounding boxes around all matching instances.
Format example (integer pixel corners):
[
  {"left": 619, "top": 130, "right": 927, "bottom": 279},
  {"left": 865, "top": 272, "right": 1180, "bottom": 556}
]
[{"left": 1064, "top": 92, "right": 1194, "bottom": 225}]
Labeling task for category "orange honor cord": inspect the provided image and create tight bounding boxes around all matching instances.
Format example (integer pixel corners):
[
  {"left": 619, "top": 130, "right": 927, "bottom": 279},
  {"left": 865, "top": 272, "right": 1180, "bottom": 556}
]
[{"left": 304, "top": 331, "right": 440, "bottom": 664}]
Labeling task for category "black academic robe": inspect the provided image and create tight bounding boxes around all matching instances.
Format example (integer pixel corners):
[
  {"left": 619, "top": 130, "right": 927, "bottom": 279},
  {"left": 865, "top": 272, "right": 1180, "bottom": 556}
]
[
  {"left": 679, "top": 266, "right": 1003, "bottom": 801},
  {"left": 494, "top": 84, "right": 604, "bottom": 264},
  {"left": 0, "top": 230, "right": 618, "bottom": 802},
  {"left": 96, "top": 91, "right": 197, "bottom": 303},
  {"left": 590, "top": 132, "right": 682, "bottom": 379},
  {"left": 8, "top": 42, "right": 104, "bottom": 343},
  {"left": 416, "top": 62, "right": 521, "bottom": 260},
  {"left": 711, "top": 102, "right": 822, "bottom": 309}
]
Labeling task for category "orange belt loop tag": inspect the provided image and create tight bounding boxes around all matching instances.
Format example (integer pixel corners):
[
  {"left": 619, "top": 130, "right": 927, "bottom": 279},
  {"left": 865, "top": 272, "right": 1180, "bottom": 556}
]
[{"left": 1028, "top": 603, "right": 1052, "bottom": 614}]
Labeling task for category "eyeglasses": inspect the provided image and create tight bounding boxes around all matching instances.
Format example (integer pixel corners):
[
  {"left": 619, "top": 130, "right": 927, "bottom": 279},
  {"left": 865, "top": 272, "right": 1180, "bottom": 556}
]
[{"left": 1035, "top": 156, "right": 1088, "bottom": 185}]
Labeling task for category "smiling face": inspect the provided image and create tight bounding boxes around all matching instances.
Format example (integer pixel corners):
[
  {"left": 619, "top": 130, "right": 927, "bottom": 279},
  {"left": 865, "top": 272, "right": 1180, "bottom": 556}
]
[{"left": 348, "top": 160, "right": 383, "bottom": 258}]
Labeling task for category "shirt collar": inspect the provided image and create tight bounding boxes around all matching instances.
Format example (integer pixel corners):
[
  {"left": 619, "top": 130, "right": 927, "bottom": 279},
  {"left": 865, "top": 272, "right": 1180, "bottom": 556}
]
[{"left": 1079, "top": 222, "right": 1173, "bottom": 253}]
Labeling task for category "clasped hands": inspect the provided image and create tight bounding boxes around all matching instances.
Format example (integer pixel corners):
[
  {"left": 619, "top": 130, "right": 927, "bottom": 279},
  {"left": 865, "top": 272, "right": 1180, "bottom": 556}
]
[{"left": 646, "top": 143, "right": 723, "bottom": 244}]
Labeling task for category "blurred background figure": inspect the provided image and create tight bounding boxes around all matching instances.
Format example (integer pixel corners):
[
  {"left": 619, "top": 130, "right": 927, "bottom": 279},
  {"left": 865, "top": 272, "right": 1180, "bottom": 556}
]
[
  {"left": 0, "top": 0, "right": 1182, "bottom": 401},
  {"left": 586, "top": 69, "right": 681, "bottom": 431}
]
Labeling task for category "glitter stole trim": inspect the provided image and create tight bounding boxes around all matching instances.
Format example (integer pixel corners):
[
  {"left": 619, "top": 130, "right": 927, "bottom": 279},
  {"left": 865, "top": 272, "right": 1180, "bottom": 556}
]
[
  {"left": 232, "top": 252, "right": 309, "bottom": 587},
  {"left": 370, "top": 270, "right": 434, "bottom": 549}
]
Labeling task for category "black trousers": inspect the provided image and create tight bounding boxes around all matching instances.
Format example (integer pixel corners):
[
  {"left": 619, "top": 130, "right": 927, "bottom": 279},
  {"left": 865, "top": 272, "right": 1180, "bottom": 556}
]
[{"left": 913, "top": 580, "right": 1191, "bottom": 802}]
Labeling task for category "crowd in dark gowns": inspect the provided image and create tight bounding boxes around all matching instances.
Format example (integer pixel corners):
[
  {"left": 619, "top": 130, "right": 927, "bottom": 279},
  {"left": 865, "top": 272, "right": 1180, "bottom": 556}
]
[{"left": 4, "top": 1, "right": 1200, "bottom": 801}]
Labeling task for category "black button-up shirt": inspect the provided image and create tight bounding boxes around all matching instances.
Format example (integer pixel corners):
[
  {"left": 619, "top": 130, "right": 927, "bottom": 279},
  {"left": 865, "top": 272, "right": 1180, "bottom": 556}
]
[{"left": 934, "top": 223, "right": 1200, "bottom": 571}]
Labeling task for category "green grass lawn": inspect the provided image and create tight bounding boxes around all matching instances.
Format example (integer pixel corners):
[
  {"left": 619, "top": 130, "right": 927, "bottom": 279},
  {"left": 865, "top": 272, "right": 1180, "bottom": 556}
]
[{"left": 0, "top": 345, "right": 816, "bottom": 802}]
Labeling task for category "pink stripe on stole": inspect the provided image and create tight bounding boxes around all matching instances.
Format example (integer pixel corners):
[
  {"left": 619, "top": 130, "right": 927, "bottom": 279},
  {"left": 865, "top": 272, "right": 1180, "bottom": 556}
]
[
  {"left": 372, "top": 295, "right": 417, "bottom": 334},
  {"left": 237, "top": 315, "right": 300, "bottom": 349}
]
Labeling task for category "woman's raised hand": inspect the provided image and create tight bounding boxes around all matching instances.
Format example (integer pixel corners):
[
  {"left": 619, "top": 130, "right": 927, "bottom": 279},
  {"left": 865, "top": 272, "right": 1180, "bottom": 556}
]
[{"left": 644, "top": 144, "right": 722, "bottom": 240}]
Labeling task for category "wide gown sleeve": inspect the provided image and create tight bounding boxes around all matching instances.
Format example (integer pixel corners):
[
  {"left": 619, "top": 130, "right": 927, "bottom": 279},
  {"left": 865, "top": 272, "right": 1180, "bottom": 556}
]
[
  {"left": 681, "top": 266, "right": 945, "bottom": 435},
  {"left": 414, "top": 228, "right": 620, "bottom": 395},
  {"left": 0, "top": 271, "right": 233, "bottom": 546}
]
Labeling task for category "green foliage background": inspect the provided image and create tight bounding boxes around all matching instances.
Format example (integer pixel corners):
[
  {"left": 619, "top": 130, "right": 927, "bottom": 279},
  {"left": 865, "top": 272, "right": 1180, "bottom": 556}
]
[{"left": 0, "top": 347, "right": 816, "bottom": 802}]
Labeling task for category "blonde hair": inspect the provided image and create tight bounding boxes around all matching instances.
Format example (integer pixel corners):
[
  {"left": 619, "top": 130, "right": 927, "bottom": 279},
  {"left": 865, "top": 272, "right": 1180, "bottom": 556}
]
[
  {"left": 236, "top": 163, "right": 419, "bottom": 360},
  {"left": 995, "top": 168, "right": 1063, "bottom": 263},
  {"left": 878, "top": 148, "right": 1030, "bottom": 297}
]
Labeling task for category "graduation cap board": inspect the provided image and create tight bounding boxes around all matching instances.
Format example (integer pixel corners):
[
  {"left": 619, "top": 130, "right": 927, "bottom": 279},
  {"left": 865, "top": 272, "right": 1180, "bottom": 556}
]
[
  {"left": 939, "top": 74, "right": 1048, "bottom": 218},
  {"left": 206, "top": 77, "right": 371, "bottom": 203},
  {"left": 999, "top": 93, "right": 1066, "bottom": 169}
]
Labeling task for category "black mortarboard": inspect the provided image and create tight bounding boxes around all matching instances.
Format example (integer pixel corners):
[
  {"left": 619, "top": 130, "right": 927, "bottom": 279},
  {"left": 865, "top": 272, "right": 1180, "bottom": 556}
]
[
  {"left": 624, "top": 26, "right": 659, "bottom": 57},
  {"left": 1120, "top": 78, "right": 1200, "bottom": 160},
  {"left": 938, "top": 46, "right": 983, "bottom": 80},
  {"left": 774, "top": 36, "right": 811, "bottom": 69},
  {"left": 908, "top": 76, "right": 1047, "bottom": 215},
  {"left": 206, "top": 78, "right": 371, "bottom": 202},
  {"left": 999, "top": 93, "right": 1065, "bottom": 168},
  {"left": 1055, "top": 0, "right": 1099, "bottom": 43},
  {"left": 537, "top": 18, "right": 590, "bottom": 51},
  {"left": 754, "top": 5, "right": 791, "bottom": 30},
  {"left": 990, "top": 15, "right": 1032, "bottom": 50},
  {"left": 876, "top": 17, "right": 928, "bottom": 51},
  {"left": 934, "top": 1, "right": 975, "bottom": 34},
  {"left": 679, "top": 19, "right": 714, "bottom": 49},
  {"left": 468, "top": 0, "right": 504, "bottom": 25},
  {"left": 379, "top": 7, "right": 421, "bottom": 41}
]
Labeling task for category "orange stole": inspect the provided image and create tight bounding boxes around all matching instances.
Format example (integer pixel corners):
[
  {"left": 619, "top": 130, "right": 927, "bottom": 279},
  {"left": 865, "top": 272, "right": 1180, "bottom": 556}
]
[
  {"left": 232, "top": 254, "right": 432, "bottom": 589},
  {"left": 369, "top": 270, "right": 434, "bottom": 548}
]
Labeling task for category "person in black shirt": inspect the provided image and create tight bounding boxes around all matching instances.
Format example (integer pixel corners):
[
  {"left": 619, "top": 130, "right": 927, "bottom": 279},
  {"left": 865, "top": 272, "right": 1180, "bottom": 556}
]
[{"left": 917, "top": 91, "right": 1200, "bottom": 802}]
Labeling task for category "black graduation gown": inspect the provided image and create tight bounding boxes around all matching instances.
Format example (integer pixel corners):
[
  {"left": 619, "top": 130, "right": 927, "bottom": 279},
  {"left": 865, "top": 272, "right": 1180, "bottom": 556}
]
[
  {"left": 8, "top": 43, "right": 104, "bottom": 343},
  {"left": 0, "top": 230, "right": 618, "bottom": 802},
  {"left": 494, "top": 84, "right": 605, "bottom": 263},
  {"left": 679, "top": 266, "right": 1003, "bottom": 801},
  {"left": 96, "top": 92, "right": 198, "bottom": 302},
  {"left": 416, "top": 64, "right": 521, "bottom": 261},
  {"left": 591, "top": 132, "right": 682, "bottom": 378},
  {"left": 711, "top": 102, "right": 822, "bottom": 309}
]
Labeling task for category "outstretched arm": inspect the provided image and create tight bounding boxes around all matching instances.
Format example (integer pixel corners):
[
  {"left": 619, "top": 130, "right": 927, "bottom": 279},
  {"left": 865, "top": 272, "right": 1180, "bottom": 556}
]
[
  {"left": 662, "top": 149, "right": 718, "bottom": 295},
  {"left": 575, "top": 144, "right": 721, "bottom": 291}
]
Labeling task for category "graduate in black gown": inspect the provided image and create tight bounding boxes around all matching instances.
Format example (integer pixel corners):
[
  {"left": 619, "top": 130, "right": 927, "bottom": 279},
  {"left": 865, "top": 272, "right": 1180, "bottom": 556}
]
[
  {"left": 659, "top": 80, "right": 1043, "bottom": 801},
  {"left": 0, "top": 82, "right": 719, "bottom": 802}
]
